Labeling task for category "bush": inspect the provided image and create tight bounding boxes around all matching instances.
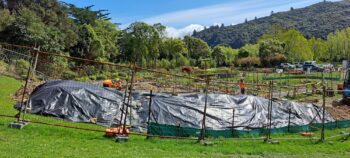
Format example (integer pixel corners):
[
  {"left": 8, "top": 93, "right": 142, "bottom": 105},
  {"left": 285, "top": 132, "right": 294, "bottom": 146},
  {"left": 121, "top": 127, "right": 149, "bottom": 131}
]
[
  {"left": 62, "top": 71, "right": 78, "bottom": 80},
  {"left": 96, "top": 74, "right": 107, "bottom": 80},
  {"left": 157, "top": 59, "right": 171, "bottom": 69},
  {"left": 177, "top": 55, "right": 190, "bottom": 67},
  {"left": 118, "top": 72, "right": 127, "bottom": 77},
  {"left": 76, "top": 76, "right": 90, "bottom": 82},
  {"left": 237, "top": 56, "right": 261, "bottom": 67},
  {"left": 89, "top": 75, "right": 97, "bottom": 80},
  {"left": 110, "top": 72, "right": 119, "bottom": 79},
  {"left": 14, "top": 59, "right": 30, "bottom": 78},
  {"left": 0, "top": 60, "right": 7, "bottom": 74}
]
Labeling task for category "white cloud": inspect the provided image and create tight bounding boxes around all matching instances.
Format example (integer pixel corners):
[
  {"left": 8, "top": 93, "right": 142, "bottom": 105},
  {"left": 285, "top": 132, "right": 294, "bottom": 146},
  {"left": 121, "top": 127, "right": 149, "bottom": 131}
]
[
  {"left": 141, "top": 0, "right": 341, "bottom": 28},
  {"left": 165, "top": 24, "right": 204, "bottom": 38}
]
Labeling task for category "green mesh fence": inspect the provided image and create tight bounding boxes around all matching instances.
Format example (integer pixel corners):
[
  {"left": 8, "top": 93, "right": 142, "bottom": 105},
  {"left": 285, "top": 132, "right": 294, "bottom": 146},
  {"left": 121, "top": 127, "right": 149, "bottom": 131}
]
[
  {"left": 262, "top": 76, "right": 339, "bottom": 81},
  {"left": 149, "top": 120, "right": 350, "bottom": 138}
]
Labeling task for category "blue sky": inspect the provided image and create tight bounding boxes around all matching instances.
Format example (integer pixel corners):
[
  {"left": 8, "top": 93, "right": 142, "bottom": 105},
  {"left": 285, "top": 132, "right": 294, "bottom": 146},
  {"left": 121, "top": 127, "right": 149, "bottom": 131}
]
[{"left": 62, "top": 0, "right": 340, "bottom": 37}]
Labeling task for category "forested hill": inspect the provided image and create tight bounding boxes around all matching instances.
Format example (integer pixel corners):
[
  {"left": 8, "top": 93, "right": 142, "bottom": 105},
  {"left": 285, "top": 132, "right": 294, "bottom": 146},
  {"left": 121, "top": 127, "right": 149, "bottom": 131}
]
[{"left": 193, "top": 1, "right": 350, "bottom": 48}]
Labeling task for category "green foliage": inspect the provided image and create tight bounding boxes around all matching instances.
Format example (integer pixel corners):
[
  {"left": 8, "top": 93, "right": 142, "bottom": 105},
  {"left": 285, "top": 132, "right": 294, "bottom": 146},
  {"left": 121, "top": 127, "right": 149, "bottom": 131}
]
[
  {"left": 0, "top": 9, "right": 13, "bottom": 31},
  {"left": 64, "top": 3, "right": 111, "bottom": 25},
  {"left": 71, "top": 24, "right": 105, "bottom": 60},
  {"left": 261, "top": 29, "right": 313, "bottom": 62},
  {"left": 176, "top": 54, "right": 190, "bottom": 67},
  {"left": 309, "top": 37, "right": 328, "bottom": 62},
  {"left": 62, "top": 71, "right": 78, "bottom": 80},
  {"left": 96, "top": 74, "right": 107, "bottom": 80},
  {"left": 44, "top": 55, "right": 70, "bottom": 78},
  {"left": 119, "top": 22, "right": 163, "bottom": 66},
  {"left": 14, "top": 59, "right": 29, "bottom": 78},
  {"left": 194, "top": 1, "right": 350, "bottom": 48},
  {"left": 259, "top": 39, "right": 286, "bottom": 67},
  {"left": 0, "top": 60, "right": 8, "bottom": 73},
  {"left": 160, "top": 38, "right": 188, "bottom": 61},
  {"left": 212, "top": 45, "right": 238, "bottom": 67},
  {"left": 326, "top": 27, "right": 350, "bottom": 61},
  {"left": 93, "top": 20, "right": 120, "bottom": 60},
  {"left": 157, "top": 59, "right": 171, "bottom": 69},
  {"left": 237, "top": 56, "right": 261, "bottom": 67},
  {"left": 183, "top": 36, "right": 211, "bottom": 66}
]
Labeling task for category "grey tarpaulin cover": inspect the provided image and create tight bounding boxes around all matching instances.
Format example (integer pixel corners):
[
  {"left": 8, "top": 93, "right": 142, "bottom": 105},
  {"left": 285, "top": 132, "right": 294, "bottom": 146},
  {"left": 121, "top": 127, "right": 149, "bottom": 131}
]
[
  {"left": 22, "top": 80, "right": 125, "bottom": 126},
  {"left": 136, "top": 94, "right": 334, "bottom": 132},
  {"left": 20, "top": 80, "right": 334, "bottom": 132}
]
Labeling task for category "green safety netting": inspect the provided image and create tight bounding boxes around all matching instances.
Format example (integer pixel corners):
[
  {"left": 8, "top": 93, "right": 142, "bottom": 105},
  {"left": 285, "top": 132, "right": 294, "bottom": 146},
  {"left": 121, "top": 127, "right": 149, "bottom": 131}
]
[
  {"left": 148, "top": 120, "right": 350, "bottom": 138},
  {"left": 262, "top": 75, "right": 339, "bottom": 81}
]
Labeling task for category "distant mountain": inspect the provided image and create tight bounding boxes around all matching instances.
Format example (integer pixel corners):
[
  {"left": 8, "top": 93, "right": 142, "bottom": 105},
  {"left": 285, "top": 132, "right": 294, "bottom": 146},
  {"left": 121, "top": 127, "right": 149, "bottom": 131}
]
[{"left": 193, "top": 1, "right": 350, "bottom": 48}]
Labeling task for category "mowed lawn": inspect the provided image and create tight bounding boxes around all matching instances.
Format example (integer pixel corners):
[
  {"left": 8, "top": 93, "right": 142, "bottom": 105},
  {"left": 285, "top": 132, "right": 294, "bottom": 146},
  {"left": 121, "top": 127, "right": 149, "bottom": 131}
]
[{"left": 0, "top": 75, "right": 350, "bottom": 158}]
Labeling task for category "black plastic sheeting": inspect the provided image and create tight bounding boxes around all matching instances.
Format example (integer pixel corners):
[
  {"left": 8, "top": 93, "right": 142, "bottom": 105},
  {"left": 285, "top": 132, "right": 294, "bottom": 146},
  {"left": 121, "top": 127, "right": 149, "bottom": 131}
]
[
  {"left": 19, "top": 80, "right": 125, "bottom": 126},
  {"left": 18, "top": 80, "right": 334, "bottom": 132}
]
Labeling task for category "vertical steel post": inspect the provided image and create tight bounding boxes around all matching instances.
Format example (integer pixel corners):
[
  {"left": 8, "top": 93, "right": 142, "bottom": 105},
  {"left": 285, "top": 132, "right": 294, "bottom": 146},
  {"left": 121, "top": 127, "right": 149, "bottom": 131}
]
[
  {"left": 288, "top": 106, "right": 292, "bottom": 132},
  {"left": 147, "top": 90, "right": 153, "bottom": 138},
  {"left": 119, "top": 84, "right": 128, "bottom": 126},
  {"left": 119, "top": 66, "right": 132, "bottom": 126},
  {"left": 198, "top": 76, "right": 210, "bottom": 141},
  {"left": 231, "top": 108, "right": 235, "bottom": 137},
  {"left": 17, "top": 51, "right": 34, "bottom": 121},
  {"left": 122, "top": 63, "right": 136, "bottom": 134},
  {"left": 268, "top": 81, "right": 273, "bottom": 140},
  {"left": 321, "top": 85, "right": 326, "bottom": 142}
]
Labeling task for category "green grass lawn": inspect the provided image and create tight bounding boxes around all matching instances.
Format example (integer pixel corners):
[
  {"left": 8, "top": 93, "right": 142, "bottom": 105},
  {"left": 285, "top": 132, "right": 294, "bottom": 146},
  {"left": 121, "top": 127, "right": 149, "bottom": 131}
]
[{"left": 0, "top": 75, "right": 350, "bottom": 158}]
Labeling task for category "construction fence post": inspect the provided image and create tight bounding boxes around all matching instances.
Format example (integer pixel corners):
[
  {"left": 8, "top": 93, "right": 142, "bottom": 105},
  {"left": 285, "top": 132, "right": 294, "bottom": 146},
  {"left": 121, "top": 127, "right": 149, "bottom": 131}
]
[
  {"left": 147, "top": 90, "right": 153, "bottom": 139},
  {"left": 18, "top": 50, "right": 35, "bottom": 122},
  {"left": 231, "top": 108, "right": 235, "bottom": 137},
  {"left": 122, "top": 62, "right": 137, "bottom": 135},
  {"left": 321, "top": 85, "right": 326, "bottom": 142},
  {"left": 119, "top": 65, "right": 132, "bottom": 126},
  {"left": 268, "top": 80, "right": 273, "bottom": 140},
  {"left": 198, "top": 76, "right": 210, "bottom": 142},
  {"left": 288, "top": 106, "right": 292, "bottom": 132}
]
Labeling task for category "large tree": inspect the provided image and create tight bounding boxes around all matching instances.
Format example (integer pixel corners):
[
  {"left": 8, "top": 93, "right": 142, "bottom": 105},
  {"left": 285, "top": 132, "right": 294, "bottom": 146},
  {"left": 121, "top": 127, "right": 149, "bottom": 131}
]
[
  {"left": 183, "top": 36, "right": 211, "bottom": 66},
  {"left": 119, "top": 22, "right": 163, "bottom": 66},
  {"left": 259, "top": 39, "right": 286, "bottom": 67},
  {"left": 212, "top": 45, "right": 238, "bottom": 67}
]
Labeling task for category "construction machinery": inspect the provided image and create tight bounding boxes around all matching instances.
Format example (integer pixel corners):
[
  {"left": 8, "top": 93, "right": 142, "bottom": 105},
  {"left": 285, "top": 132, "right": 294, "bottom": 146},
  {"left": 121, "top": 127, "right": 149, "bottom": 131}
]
[{"left": 343, "top": 70, "right": 350, "bottom": 99}]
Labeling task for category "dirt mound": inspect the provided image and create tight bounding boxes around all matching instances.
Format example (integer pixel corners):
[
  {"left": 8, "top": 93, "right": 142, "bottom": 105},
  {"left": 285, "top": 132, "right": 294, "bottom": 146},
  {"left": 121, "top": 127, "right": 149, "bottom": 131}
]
[{"left": 327, "top": 106, "right": 350, "bottom": 120}]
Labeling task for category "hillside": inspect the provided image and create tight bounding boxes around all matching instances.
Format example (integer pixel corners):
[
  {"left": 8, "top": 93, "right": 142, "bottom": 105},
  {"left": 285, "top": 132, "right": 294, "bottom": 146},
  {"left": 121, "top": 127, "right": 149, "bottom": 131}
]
[{"left": 193, "top": 1, "right": 350, "bottom": 48}]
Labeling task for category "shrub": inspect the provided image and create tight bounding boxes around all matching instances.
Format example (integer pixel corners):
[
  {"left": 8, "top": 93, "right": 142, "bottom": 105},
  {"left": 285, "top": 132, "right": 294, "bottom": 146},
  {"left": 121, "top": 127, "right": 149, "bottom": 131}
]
[
  {"left": 62, "top": 71, "right": 78, "bottom": 80},
  {"left": 89, "top": 75, "right": 97, "bottom": 80},
  {"left": 157, "top": 59, "right": 171, "bottom": 69},
  {"left": 110, "top": 72, "right": 119, "bottom": 79},
  {"left": 96, "top": 74, "right": 107, "bottom": 80},
  {"left": 14, "top": 59, "right": 30, "bottom": 78},
  {"left": 0, "top": 60, "right": 7, "bottom": 74},
  {"left": 237, "top": 56, "right": 261, "bottom": 67},
  {"left": 76, "top": 76, "right": 90, "bottom": 82},
  {"left": 118, "top": 72, "right": 128, "bottom": 77}
]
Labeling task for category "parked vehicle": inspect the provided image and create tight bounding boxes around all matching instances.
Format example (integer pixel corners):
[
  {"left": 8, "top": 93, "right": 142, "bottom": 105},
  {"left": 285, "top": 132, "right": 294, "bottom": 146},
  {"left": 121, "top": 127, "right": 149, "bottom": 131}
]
[
  {"left": 303, "top": 61, "right": 324, "bottom": 72},
  {"left": 279, "top": 63, "right": 296, "bottom": 69},
  {"left": 323, "top": 63, "right": 334, "bottom": 71},
  {"left": 294, "top": 62, "right": 303, "bottom": 68}
]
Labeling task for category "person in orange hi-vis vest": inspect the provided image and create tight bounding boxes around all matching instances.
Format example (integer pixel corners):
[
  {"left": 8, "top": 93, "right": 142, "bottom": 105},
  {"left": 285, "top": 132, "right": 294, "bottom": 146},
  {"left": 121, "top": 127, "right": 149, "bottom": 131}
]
[{"left": 239, "top": 79, "right": 246, "bottom": 95}]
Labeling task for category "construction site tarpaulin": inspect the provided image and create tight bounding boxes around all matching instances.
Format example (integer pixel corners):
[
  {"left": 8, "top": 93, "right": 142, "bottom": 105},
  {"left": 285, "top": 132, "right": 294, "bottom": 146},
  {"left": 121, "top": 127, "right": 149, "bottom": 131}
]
[
  {"left": 17, "top": 80, "right": 126, "bottom": 126},
  {"left": 136, "top": 94, "right": 334, "bottom": 132},
  {"left": 18, "top": 80, "right": 334, "bottom": 133}
]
